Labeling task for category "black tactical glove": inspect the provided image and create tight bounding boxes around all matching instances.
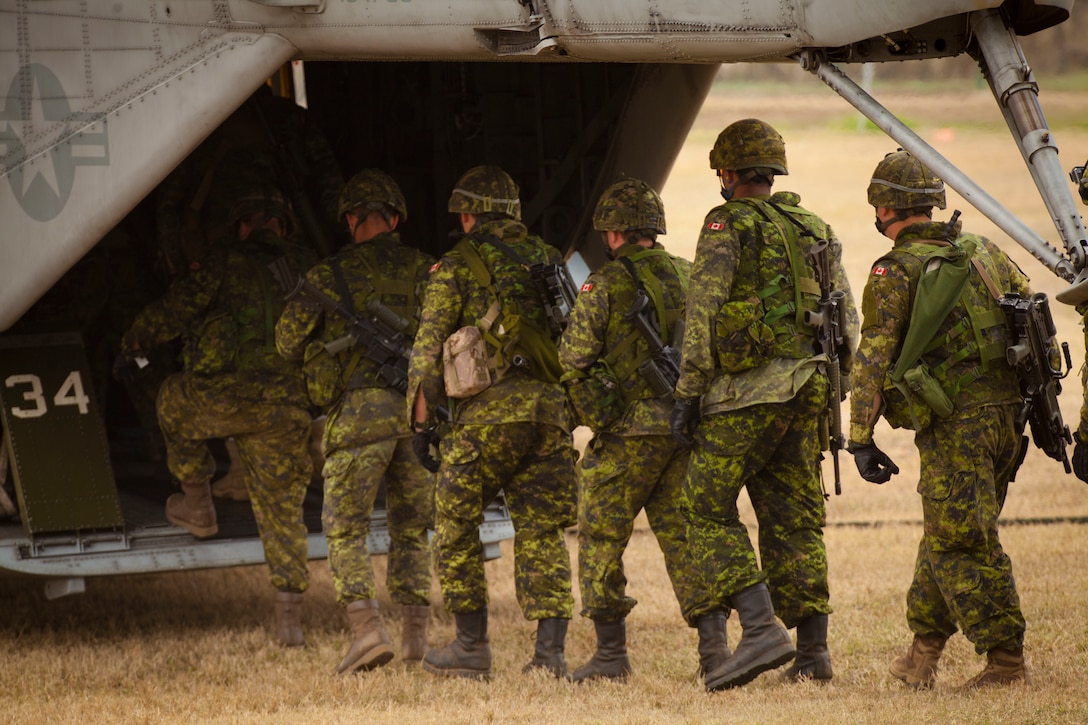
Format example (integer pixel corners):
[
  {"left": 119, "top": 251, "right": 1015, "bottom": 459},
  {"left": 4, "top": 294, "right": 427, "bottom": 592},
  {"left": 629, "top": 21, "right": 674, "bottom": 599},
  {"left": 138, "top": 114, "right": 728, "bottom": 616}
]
[
  {"left": 1073, "top": 432, "right": 1088, "bottom": 484},
  {"left": 848, "top": 440, "right": 900, "bottom": 484},
  {"left": 669, "top": 397, "right": 701, "bottom": 448},
  {"left": 412, "top": 427, "right": 441, "bottom": 474}
]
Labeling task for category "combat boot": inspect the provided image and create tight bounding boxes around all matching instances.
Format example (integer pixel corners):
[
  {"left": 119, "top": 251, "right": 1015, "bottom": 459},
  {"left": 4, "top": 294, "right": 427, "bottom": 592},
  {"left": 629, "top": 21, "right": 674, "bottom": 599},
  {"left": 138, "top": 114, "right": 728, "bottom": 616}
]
[
  {"left": 211, "top": 437, "right": 249, "bottom": 501},
  {"left": 696, "top": 611, "right": 731, "bottom": 677},
  {"left": 401, "top": 604, "right": 431, "bottom": 663},
  {"left": 274, "top": 590, "right": 305, "bottom": 648},
  {"left": 783, "top": 614, "right": 832, "bottom": 682},
  {"left": 522, "top": 618, "right": 569, "bottom": 677},
  {"left": 705, "top": 583, "right": 795, "bottom": 691},
  {"left": 962, "top": 647, "right": 1029, "bottom": 689},
  {"left": 336, "top": 599, "right": 394, "bottom": 674},
  {"left": 569, "top": 619, "right": 631, "bottom": 683},
  {"left": 165, "top": 480, "right": 218, "bottom": 538},
  {"left": 890, "top": 634, "right": 946, "bottom": 689},
  {"left": 422, "top": 609, "right": 492, "bottom": 680}
]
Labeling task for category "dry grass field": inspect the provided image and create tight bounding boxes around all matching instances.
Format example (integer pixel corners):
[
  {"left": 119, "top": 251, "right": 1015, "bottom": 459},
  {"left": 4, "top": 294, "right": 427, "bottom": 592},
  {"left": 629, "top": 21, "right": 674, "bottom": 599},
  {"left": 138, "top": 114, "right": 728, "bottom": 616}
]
[{"left": 4, "top": 77, "right": 1088, "bottom": 724}]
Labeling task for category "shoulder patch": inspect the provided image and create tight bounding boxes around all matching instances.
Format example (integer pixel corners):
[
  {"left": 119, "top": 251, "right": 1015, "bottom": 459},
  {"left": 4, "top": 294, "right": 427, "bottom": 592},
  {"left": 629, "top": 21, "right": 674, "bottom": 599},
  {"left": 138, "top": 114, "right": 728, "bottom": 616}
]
[
  {"left": 707, "top": 221, "right": 724, "bottom": 231},
  {"left": 580, "top": 282, "right": 594, "bottom": 292},
  {"left": 871, "top": 264, "right": 889, "bottom": 277},
  {"left": 429, "top": 262, "right": 441, "bottom": 273}
]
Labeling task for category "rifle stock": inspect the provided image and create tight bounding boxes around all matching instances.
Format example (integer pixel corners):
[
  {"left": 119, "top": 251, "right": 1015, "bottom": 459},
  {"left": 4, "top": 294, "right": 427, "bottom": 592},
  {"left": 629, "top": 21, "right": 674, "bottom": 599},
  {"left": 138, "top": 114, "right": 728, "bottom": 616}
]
[{"left": 804, "top": 239, "right": 845, "bottom": 495}]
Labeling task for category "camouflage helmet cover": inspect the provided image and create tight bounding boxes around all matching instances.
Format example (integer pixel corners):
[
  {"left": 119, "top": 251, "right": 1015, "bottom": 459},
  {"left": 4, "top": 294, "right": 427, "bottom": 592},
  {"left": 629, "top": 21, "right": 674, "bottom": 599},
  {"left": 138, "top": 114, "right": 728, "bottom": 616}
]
[
  {"left": 448, "top": 165, "right": 521, "bottom": 220},
  {"left": 338, "top": 168, "right": 408, "bottom": 222},
  {"left": 709, "top": 118, "right": 788, "bottom": 175},
  {"left": 227, "top": 180, "right": 293, "bottom": 232},
  {"left": 592, "top": 178, "right": 666, "bottom": 235},
  {"left": 867, "top": 150, "right": 947, "bottom": 210}
]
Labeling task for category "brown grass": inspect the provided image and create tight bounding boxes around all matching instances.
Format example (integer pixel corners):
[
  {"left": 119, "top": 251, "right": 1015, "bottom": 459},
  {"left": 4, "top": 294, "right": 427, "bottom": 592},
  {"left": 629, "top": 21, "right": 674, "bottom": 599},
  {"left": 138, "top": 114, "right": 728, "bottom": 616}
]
[{"left": 4, "top": 83, "right": 1088, "bottom": 724}]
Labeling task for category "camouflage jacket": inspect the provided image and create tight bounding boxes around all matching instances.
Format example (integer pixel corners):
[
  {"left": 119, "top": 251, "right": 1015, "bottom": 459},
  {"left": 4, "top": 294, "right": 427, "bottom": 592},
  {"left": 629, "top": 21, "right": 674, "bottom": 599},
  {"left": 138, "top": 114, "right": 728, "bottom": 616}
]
[
  {"left": 406, "top": 219, "right": 570, "bottom": 428},
  {"left": 122, "top": 230, "right": 315, "bottom": 405},
  {"left": 848, "top": 220, "right": 1029, "bottom": 445},
  {"left": 559, "top": 241, "right": 690, "bottom": 436},
  {"left": 675, "top": 191, "right": 858, "bottom": 415}
]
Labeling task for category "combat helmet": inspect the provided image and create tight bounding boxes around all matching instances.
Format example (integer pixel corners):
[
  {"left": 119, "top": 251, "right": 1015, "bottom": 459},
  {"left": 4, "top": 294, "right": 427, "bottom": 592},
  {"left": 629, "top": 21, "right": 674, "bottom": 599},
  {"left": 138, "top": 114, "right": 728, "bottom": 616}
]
[
  {"left": 709, "top": 118, "right": 788, "bottom": 175},
  {"left": 867, "top": 150, "right": 946, "bottom": 210},
  {"left": 227, "top": 181, "right": 293, "bottom": 235},
  {"left": 448, "top": 165, "right": 521, "bottom": 220},
  {"left": 592, "top": 178, "right": 666, "bottom": 235},
  {"left": 338, "top": 168, "right": 408, "bottom": 222}
]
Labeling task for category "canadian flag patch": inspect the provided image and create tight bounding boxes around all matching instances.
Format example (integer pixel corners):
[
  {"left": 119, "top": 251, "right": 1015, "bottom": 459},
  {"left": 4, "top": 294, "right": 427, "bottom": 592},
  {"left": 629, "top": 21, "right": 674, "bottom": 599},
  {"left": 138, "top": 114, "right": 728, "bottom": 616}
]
[
  {"left": 580, "top": 282, "right": 594, "bottom": 292},
  {"left": 872, "top": 265, "right": 889, "bottom": 277},
  {"left": 707, "top": 221, "right": 724, "bottom": 231},
  {"left": 429, "top": 262, "right": 441, "bottom": 273}
]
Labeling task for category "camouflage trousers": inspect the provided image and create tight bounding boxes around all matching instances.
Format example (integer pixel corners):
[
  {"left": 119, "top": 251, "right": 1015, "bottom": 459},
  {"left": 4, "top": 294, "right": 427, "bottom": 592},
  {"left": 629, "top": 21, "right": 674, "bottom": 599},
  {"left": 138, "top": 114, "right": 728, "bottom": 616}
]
[
  {"left": 322, "top": 435, "right": 434, "bottom": 607},
  {"left": 578, "top": 431, "right": 716, "bottom": 625},
  {"left": 909, "top": 403, "right": 1026, "bottom": 654},
  {"left": 434, "top": 422, "right": 576, "bottom": 619},
  {"left": 682, "top": 373, "right": 830, "bottom": 628},
  {"left": 157, "top": 372, "right": 313, "bottom": 592}
]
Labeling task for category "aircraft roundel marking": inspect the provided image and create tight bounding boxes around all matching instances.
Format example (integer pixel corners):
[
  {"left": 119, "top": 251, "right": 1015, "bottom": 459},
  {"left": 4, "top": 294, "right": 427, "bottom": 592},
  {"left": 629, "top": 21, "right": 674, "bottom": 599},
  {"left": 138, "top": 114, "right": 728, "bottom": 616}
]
[{"left": 1, "top": 64, "right": 110, "bottom": 222}]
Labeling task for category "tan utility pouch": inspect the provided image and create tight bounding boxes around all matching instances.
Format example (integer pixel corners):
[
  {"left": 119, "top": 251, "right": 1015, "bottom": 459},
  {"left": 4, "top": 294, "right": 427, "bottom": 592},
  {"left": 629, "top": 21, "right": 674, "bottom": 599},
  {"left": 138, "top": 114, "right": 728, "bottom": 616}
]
[{"left": 443, "top": 326, "right": 492, "bottom": 398}]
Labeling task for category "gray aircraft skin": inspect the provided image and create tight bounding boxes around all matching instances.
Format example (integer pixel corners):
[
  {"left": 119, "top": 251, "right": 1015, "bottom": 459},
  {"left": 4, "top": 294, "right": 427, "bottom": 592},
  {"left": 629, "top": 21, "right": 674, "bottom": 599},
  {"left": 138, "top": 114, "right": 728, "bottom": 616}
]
[{"left": 0, "top": 0, "right": 1082, "bottom": 596}]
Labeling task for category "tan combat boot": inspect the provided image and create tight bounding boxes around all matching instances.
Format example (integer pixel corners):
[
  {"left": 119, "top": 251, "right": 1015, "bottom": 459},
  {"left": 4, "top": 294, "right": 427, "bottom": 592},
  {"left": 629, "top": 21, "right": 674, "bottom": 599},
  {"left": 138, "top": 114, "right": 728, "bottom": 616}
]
[
  {"left": 336, "top": 599, "right": 394, "bottom": 674},
  {"left": 165, "top": 480, "right": 218, "bottom": 538},
  {"left": 890, "top": 634, "right": 946, "bottom": 688},
  {"left": 211, "top": 437, "right": 249, "bottom": 501},
  {"left": 275, "top": 591, "right": 305, "bottom": 647},
  {"left": 401, "top": 604, "right": 431, "bottom": 663},
  {"left": 962, "top": 647, "right": 1029, "bottom": 689}
]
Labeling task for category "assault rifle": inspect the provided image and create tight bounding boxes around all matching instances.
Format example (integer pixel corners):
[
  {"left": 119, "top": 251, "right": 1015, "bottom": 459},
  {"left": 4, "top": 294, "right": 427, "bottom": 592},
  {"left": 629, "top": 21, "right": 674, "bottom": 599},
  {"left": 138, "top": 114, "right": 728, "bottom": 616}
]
[
  {"left": 999, "top": 292, "right": 1073, "bottom": 472},
  {"left": 625, "top": 289, "right": 682, "bottom": 398},
  {"left": 803, "top": 238, "right": 847, "bottom": 495},
  {"left": 268, "top": 258, "right": 413, "bottom": 395},
  {"left": 531, "top": 262, "right": 579, "bottom": 338}
]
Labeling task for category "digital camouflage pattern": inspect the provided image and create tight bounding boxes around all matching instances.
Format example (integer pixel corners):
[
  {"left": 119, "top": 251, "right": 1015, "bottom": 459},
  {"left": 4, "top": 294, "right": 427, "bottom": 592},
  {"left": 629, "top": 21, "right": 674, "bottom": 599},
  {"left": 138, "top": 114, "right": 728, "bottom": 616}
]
[
  {"left": 866, "top": 150, "right": 947, "bottom": 211},
  {"left": 559, "top": 235, "right": 712, "bottom": 625},
  {"left": 407, "top": 216, "right": 576, "bottom": 619},
  {"left": 446, "top": 165, "right": 522, "bottom": 220},
  {"left": 708, "top": 118, "right": 788, "bottom": 175},
  {"left": 675, "top": 187, "right": 857, "bottom": 626},
  {"left": 337, "top": 168, "right": 408, "bottom": 222},
  {"left": 155, "top": 87, "right": 343, "bottom": 275},
  {"left": 592, "top": 179, "right": 667, "bottom": 234},
  {"left": 849, "top": 218, "right": 1029, "bottom": 655},
  {"left": 276, "top": 229, "right": 435, "bottom": 607},
  {"left": 122, "top": 230, "right": 316, "bottom": 592}
]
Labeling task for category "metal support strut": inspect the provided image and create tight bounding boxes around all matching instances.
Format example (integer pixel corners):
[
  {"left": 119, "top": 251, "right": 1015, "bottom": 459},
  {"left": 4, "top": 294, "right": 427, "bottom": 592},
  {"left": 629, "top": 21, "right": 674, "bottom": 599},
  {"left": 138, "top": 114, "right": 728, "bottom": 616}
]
[{"left": 797, "top": 14, "right": 1088, "bottom": 305}]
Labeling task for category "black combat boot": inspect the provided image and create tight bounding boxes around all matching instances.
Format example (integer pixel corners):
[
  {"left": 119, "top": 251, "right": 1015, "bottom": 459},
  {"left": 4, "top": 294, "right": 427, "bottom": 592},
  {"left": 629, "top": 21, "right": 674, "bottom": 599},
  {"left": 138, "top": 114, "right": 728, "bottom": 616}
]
[
  {"left": 422, "top": 609, "right": 492, "bottom": 680},
  {"left": 522, "top": 617, "right": 569, "bottom": 677},
  {"left": 696, "top": 611, "right": 732, "bottom": 677},
  {"left": 783, "top": 614, "right": 832, "bottom": 682},
  {"left": 704, "top": 583, "right": 795, "bottom": 691},
  {"left": 569, "top": 619, "right": 631, "bottom": 683}
]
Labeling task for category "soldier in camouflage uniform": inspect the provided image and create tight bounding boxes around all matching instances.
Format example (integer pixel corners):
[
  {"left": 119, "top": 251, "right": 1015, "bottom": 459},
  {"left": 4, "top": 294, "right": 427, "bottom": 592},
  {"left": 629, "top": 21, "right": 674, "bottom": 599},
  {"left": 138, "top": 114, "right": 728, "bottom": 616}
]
[
  {"left": 849, "top": 150, "right": 1030, "bottom": 688},
  {"left": 407, "top": 165, "right": 577, "bottom": 680},
  {"left": 119, "top": 182, "right": 316, "bottom": 647},
  {"left": 276, "top": 169, "right": 436, "bottom": 675},
  {"left": 558, "top": 178, "right": 727, "bottom": 683},
  {"left": 669, "top": 119, "right": 859, "bottom": 691},
  {"left": 1070, "top": 158, "right": 1088, "bottom": 484}
]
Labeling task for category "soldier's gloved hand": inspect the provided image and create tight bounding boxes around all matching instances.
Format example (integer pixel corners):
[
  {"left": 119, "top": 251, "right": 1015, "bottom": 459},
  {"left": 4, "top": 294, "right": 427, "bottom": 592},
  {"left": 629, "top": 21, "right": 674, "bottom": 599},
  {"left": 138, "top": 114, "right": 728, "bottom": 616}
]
[
  {"left": 669, "top": 397, "right": 701, "bottom": 448},
  {"left": 412, "top": 427, "right": 442, "bottom": 474},
  {"left": 1073, "top": 432, "right": 1088, "bottom": 484},
  {"left": 848, "top": 440, "right": 899, "bottom": 484}
]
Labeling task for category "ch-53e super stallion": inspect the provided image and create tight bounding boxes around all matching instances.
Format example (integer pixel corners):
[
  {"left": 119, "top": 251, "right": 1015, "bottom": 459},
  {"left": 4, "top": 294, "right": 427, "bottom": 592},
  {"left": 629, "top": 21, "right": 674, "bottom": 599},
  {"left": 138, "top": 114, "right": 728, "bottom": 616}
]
[{"left": 0, "top": 0, "right": 1084, "bottom": 598}]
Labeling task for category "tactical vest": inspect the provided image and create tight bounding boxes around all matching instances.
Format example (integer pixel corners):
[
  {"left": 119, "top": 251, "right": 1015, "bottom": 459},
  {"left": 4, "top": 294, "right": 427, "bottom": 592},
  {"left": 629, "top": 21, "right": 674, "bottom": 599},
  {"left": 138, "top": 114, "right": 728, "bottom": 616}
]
[
  {"left": 714, "top": 198, "right": 822, "bottom": 374},
  {"left": 600, "top": 246, "right": 688, "bottom": 401},
  {"left": 455, "top": 226, "right": 562, "bottom": 384},
  {"left": 881, "top": 237, "right": 1016, "bottom": 430}
]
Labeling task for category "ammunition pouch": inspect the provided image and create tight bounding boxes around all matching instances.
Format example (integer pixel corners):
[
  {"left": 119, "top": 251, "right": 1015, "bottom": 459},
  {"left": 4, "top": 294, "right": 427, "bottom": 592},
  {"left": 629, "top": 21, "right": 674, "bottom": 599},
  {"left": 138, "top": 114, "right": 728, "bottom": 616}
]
[
  {"left": 715, "top": 299, "right": 775, "bottom": 374},
  {"left": 561, "top": 364, "right": 624, "bottom": 430},
  {"left": 883, "top": 361, "right": 955, "bottom": 432},
  {"left": 302, "top": 338, "right": 343, "bottom": 408},
  {"left": 443, "top": 326, "right": 492, "bottom": 398},
  {"left": 903, "top": 362, "right": 954, "bottom": 419}
]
